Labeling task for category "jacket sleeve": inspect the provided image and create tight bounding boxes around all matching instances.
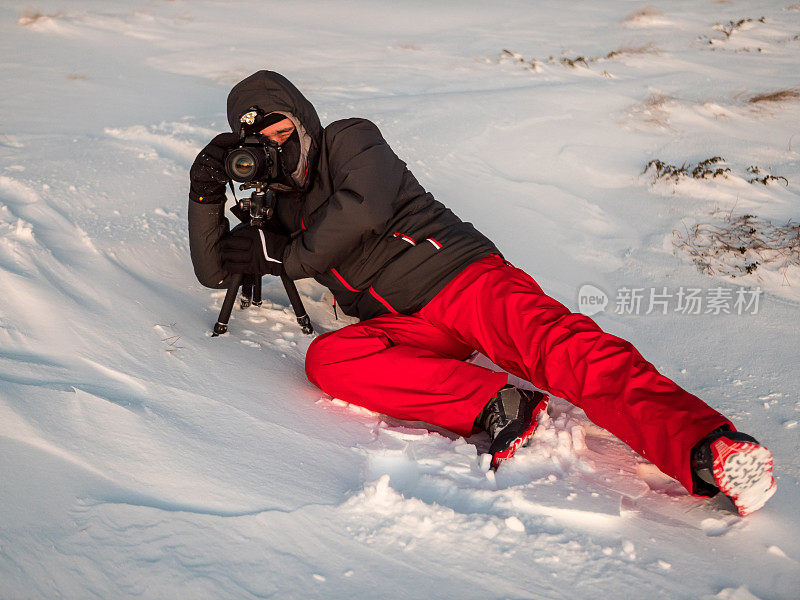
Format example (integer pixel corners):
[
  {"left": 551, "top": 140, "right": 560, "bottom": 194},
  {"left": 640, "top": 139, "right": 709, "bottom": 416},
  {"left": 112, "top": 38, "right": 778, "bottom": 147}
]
[
  {"left": 282, "top": 119, "right": 404, "bottom": 280},
  {"left": 188, "top": 199, "right": 232, "bottom": 289}
]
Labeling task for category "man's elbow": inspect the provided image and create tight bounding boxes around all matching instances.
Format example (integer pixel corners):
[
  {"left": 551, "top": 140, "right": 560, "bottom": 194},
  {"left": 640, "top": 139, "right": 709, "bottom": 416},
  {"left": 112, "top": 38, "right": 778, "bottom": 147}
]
[{"left": 193, "top": 264, "right": 229, "bottom": 289}]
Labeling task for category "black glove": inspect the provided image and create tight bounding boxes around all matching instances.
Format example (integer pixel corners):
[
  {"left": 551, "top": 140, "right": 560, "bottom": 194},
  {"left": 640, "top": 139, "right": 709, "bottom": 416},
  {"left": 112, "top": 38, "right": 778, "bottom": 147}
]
[
  {"left": 189, "top": 132, "right": 239, "bottom": 204},
  {"left": 219, "top": 223, "right": 290, "bottom": 276}
]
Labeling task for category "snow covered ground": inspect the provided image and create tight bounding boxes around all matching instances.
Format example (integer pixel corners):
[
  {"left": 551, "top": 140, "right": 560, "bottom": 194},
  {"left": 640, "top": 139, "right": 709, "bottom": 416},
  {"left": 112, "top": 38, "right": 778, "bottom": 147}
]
[{"left": 1, "top": 1, "right": 799, "bottom": 598}]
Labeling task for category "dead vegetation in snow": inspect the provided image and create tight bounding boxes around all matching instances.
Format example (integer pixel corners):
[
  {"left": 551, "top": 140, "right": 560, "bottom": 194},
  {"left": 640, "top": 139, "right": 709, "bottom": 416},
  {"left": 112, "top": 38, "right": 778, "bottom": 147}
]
[
  {"left": 674, "top": 213, "right": 800, "bottom": 279},
  {"left": 644, "top": 157, "right": 789, "bottom": 186},
  {"left": 643, "top": 157, "right": 731, "bottom": 183},
  {"left": 18, "top": 10, "right": 61, "bottom": 26},
  {"left": 746, "top": 166, "right": 790, "bottom": 186},
  {"left": 622, "top": 7, "right": 662, "bottom": 24},
  {"left": 499, "top": 44, "right": 655, "bottom": 73},
  {"left": 748, "top": 88, "right": 800, "bottom": 104},
  {"left": 628, "top": 93, "right": 672, "bottom": 128},
  {"left": 696, "top": 16, "right": 781, "bottom": 52},
  {"left": 714, "top": 17, "right": 766, "bottom": 39}
]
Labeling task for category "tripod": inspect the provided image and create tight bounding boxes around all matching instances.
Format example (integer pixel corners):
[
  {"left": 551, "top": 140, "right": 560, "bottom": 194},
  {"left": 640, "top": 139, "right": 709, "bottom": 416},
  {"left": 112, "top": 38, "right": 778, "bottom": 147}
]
[{"left": 211, "top": 182, "right": 314, "bottom": 337}]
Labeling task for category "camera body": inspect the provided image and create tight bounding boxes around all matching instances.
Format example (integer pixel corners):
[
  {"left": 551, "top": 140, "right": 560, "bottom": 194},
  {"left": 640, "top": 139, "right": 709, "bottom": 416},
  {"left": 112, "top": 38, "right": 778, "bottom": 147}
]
[{"left": 224, "top": 135, "right": 281, "bottom": 184}]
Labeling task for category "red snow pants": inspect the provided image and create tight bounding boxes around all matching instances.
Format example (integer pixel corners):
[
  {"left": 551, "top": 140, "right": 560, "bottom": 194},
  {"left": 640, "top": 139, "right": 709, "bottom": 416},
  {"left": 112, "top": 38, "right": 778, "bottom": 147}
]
[{"left": 305, "top": 254, "right": 732, "bottom": 493}]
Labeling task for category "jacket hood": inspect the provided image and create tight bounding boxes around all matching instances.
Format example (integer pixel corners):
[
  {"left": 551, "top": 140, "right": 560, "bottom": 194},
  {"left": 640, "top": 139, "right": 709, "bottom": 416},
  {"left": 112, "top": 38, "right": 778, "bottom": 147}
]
[{"left": 227, "top": 70, "right": 322, "bottom": 191}]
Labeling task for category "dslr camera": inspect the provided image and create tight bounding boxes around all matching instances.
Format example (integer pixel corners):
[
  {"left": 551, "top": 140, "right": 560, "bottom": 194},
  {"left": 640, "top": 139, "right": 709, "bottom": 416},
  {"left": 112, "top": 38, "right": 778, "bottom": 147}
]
[
  {"left": 224, "top": 107, "right": 283, "bottom": 184},
  {"left": 224, "top": 134, "right": 281, "bottom": 184}
]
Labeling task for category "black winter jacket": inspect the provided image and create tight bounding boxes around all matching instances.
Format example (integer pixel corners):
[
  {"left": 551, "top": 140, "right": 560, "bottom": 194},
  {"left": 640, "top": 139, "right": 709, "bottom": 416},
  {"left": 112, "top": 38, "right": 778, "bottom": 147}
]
[{"left": 189, "top": 71, "right": 499, "bottom": 321}]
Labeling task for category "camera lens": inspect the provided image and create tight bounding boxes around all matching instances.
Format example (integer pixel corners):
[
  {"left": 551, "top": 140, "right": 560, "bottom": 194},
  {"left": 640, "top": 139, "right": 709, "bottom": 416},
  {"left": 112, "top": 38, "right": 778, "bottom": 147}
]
[
  {"left": 233, "top": 155, "right": 254, "bottom": 178},
  {"left": 225, "top": 148, "right": 263, "bottom": 182},
  {"left": 224, "top": 141, "right": 278, "bottom": 183}
]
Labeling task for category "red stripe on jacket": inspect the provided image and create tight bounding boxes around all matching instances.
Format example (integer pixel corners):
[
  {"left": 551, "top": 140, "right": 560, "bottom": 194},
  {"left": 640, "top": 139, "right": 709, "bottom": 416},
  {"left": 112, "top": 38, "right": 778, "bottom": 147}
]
[
  {"left": 331, "top": 268, "right": 361, "bottom": 292},
  {"left": 427, "top": 238, "right": 442, "bottom": 250},
  {"left": 368, "top": 286, "right": 398, "bottom": 313},
  {"left": 393, "top": 231, "right": 417, "bottom": 246}
]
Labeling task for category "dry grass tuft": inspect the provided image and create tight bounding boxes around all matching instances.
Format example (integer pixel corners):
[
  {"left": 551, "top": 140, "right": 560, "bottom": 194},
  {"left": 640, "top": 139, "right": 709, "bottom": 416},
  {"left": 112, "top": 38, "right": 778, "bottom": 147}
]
[
  {"left": 501, "top": 44, "right": 657, "bottom": 74},
  {"left": 606, "top": 44, "right": 655, "bottom": 59},
  {"left": 66, "top": 73, "right": 86, "bottom": 81},
  {"left": 555, "top": 45, "right": 655, "bottom": 67},
  {"left": 622, "top": 6, "right": 662, "bottom": 23},
  {"left": 713, "top": 17, "right": 765, "bottom": 39},
  {"left": 675, "top": 213, "right": 800, "bottom": 278},
  {"left": 644, "top": 158, "right": 788, "bottom": 186},
  {"left": 558, "top": 55, "right": 589, "bottom": 68},
  {"left": 643, "top": 92, "right": 669, "bottom": 108},
  {"left": 18, "top": 10, "right": 61, "bottom": 26},
  {"left": 746, "top": 166, "right": 789, "bottom": 185},
  {"left": 501, "top": 49, "right": 541, "bottom": 71},
  {"left": 644, "top": 157, "right": 730, "bottom": 183},
  {"left": 748, "top": 88, "right": 800, "bottom": 104},
  {"left": 629, "top": 93, "right": 671, "bottom": 127}
]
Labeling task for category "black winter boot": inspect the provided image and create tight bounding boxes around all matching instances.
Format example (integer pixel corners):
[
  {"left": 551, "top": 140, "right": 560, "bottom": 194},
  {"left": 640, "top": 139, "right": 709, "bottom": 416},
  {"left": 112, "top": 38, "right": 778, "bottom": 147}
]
[
  {"left": 475, "top": 384, "right": 548, "bottom": 469},
  {"left": 691, "top": 428, "right": 776, "bottom": 516}
]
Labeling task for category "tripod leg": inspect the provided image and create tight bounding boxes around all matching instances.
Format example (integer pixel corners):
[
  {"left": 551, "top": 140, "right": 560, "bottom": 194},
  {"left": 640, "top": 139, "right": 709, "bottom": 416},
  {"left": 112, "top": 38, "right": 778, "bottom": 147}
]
[
  {"left": 241, "top": 275, "right": 253, "bottom": 309},
  {"left": 253, "top": 277, "right": 263, "bottom": 306},
  {"left": 280, "top": 272, "right": 314, "bottom": 335},
  {"left": 213, "top": 273, "right": 244, "bottom": 336}
]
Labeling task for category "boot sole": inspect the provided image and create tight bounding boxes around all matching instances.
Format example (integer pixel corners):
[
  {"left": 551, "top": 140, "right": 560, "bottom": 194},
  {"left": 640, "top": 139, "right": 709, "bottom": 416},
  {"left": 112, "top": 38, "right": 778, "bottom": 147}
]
[
  {"left": 490, "top": 393, "right": 549, "bottom": 470},
  {"left": 711, "top": 437, "right": 776, "bottom": 516}
]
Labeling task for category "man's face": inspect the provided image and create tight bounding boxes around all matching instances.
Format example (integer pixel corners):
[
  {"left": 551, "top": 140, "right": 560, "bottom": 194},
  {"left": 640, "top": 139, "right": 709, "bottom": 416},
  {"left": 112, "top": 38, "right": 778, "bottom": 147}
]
[{"left": 259, "top": 117, "right": 295, "bottom": 145}]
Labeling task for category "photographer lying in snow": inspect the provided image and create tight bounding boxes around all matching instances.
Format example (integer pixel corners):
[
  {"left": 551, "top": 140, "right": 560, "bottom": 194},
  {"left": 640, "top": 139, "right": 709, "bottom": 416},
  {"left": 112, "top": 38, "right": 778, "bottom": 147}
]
[{"left": 188, "top": 70, "right": 776, "bottom": 516}]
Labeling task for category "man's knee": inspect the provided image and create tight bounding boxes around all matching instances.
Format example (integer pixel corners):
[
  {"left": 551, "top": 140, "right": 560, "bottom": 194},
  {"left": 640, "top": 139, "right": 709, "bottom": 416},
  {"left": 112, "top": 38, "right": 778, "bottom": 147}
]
[
  {"left": 305, "top": 332, "right": 337, "bottom": 387},
  {"left": 305, "top": 325, "right": 393, "bottom": 389}
]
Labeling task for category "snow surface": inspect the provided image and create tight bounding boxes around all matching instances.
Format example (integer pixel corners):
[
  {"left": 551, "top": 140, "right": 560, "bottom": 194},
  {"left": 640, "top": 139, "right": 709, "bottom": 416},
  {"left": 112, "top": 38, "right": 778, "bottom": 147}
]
[{"left": 1, "top": 1, "right": 799, "bottom": 598}]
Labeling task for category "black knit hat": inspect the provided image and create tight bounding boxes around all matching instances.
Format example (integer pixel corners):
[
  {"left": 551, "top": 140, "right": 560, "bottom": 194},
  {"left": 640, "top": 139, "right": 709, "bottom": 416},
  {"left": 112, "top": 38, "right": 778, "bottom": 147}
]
[
  {"left": 239, "top": 107, "right": 290, "bottom": 134},
  {"left": 258, "top": 112, "right": 289, "bottom": 129}
]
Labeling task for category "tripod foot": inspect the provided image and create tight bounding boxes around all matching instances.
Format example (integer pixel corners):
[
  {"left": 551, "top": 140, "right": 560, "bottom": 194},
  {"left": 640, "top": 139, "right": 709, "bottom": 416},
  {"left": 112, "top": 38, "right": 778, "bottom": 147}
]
[
  {"left": 297, "top": 314, "right": 314, "bottom": 335},
  {"left": 212, "top": 322, "right": 229, "bottom": 336}
]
